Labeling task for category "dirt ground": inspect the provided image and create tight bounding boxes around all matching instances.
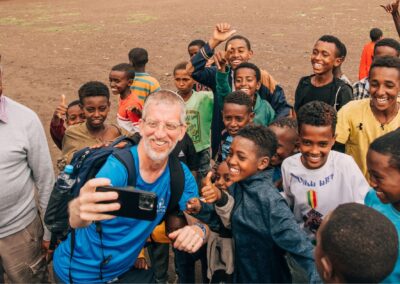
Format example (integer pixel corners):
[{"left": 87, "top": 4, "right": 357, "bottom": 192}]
[
  {"left": 0, "top": 0, "right": 398, "bottom": 162},
  {"left": 0, "top": 0, "right": 398, "bottom": 281}
]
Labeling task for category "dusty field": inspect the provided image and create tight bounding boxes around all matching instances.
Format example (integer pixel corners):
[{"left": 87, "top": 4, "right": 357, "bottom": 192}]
[
  {"left": 0, "top": 0, "right": 398, "bottom": 281},
  {"left": 0, "top": 0, "right": 398, "bottom": 161}
]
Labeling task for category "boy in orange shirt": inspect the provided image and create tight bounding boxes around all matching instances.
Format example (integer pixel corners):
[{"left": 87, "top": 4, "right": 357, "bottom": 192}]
[
  {"left": 109, "top": 63, "right": 142, "bottom": 132},
  {"left": 358, "top": 28, "right": 383, "bottom": 80}
]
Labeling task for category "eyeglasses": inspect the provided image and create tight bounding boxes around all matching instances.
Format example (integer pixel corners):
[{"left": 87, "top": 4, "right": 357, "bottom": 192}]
[{"left": 143, "top": 118, "right": 182, "bottom": 131}]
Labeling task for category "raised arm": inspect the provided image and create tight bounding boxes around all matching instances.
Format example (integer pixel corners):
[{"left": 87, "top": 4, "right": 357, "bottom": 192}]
[
  {"left": 381, "top": 0, "right": 400, "bottom": 37},
  {"left": 187, "top": 23, "right": 236, "bottom": 90}
]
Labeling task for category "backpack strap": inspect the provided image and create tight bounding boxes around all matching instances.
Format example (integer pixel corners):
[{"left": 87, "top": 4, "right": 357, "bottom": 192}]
[
  {"left": 113, "top": 147, "right": 137, "bottom": 187},
  {"left": 166, "top": 155, "right": 185, "bottom": 214}
]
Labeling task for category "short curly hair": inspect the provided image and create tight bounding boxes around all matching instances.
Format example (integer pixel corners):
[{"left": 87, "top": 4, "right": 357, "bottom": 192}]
[
  {"left": 223, "top": 90, "right": 253, "bottom": 113},
  {"left": 236, "top": 124, "right": 277, "bottom": 158},
  {"left": 78, "top": 81, "right": 110, "bottom": 104},
  {"left": 321, "top": 203, "right": 398, "bottom": 283},
  {"left": 269, "top": 117, "right": 298, "bottom": 134},
  {"left": 297, "top": 101, "right": 337, "bottom": 135}
]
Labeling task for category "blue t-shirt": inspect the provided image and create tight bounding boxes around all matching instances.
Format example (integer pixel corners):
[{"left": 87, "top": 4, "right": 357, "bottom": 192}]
[
  {"left": 365, "top": 190, "right": 400, "bottom": 283},
  {"left": 53, "top": 146, "right": 198, "bottom": 283}
]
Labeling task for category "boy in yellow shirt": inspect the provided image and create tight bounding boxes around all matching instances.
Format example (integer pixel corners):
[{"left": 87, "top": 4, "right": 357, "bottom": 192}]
[{"left": 335, "top": 56, "right": 400, "bottom": 180}]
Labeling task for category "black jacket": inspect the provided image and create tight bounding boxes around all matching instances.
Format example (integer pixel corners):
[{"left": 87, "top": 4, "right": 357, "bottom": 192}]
[{"left": 294, "top": 75, "right": 353, "bottom": 112}]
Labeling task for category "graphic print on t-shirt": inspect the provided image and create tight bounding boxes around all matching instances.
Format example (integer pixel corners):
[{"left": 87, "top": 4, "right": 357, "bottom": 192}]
[
  {"left": 186, "top": 110, "right": 201, "bottom": 144},
  {"left": 304, "top": 190, "right": 323, "bottom": 233}
]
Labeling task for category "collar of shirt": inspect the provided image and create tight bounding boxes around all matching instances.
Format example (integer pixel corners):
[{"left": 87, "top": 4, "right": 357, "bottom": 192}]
[{"left": 0, "top": 95, "right": 8, "bottom": 123}]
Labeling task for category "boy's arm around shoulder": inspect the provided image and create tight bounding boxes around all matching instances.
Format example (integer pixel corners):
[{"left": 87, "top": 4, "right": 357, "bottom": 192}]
[
  {"left": 189, "top": 43, "right": 218, "bottom": 91},
  {"left": 215, "top": 67, "right": 232, "bottom": 107},
  {"left": 260, "top": 95, "right": 276, "bottom": 125},
  {"left": 268, "top": 194, "right": 317, "bottom": 281}
]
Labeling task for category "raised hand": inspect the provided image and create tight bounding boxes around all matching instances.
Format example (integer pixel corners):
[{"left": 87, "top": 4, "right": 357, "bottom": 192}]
[
  {"left": 214, "top": 44, "right": 233, "bottom": 71},
  {"left": 209, "top": 23, "right": 237, "bottom": 49},
  {"left": 200, "top": 171, "right": 222, "bottom": 203},
  {"left": 381, "top": 0, "right": 399, "bottom": 14}
]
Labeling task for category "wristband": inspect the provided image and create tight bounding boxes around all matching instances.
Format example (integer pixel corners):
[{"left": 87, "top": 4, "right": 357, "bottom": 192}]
[{"left": 194, "top": 222, "right": 207, "bottom": 241}]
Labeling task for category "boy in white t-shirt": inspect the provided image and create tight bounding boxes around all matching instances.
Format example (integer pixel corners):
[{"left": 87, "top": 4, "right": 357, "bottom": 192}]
[{"left": 282, "top": 101, "right": 369, "bottom": 240}]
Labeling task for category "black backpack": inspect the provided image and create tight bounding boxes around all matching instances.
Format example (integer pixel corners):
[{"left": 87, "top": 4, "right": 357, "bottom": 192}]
[{"left": 44, "top": 134, "right": 185, "bottom": 250}]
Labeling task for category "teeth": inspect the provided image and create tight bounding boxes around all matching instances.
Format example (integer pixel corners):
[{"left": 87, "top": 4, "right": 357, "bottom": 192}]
[
  {"left": 308, "top": 156, "right": 320, "bottom": 162},
  {"left": 377, "top": 98, "right": 388, "bottom": 103},
  {"left": 313, "top": 63, "right": 322, "bottom": 68},
  {"left": 229, "top": 167, "right": 239, "bottom": 174},
  {"left": 154, "top": 141, "right": 166, "bottom": 146}
]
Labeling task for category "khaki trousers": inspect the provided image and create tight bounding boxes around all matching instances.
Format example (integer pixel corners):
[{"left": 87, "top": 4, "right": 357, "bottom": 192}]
[{"left": 0, "top": 215, "right": 48, "bottom": 283}]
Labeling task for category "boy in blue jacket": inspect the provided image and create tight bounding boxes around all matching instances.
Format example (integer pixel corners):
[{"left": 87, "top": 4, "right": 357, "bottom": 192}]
[{"left": 201, "top": 124, "right": 318, "bottom": 283}]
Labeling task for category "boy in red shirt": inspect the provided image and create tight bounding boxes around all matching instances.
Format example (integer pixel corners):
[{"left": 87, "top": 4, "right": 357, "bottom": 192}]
[{"left": 109, "top": 63, "right": 142, "bottom": 132}]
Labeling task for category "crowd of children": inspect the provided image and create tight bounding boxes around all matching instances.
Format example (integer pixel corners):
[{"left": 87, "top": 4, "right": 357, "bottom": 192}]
[{"left": 3, "top": 6, "right": 400, "bottom": 282}]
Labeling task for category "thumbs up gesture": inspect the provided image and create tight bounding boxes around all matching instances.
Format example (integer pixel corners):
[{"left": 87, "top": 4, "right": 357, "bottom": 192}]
[
  {"left": 54, "top": 94, "right": 68, "bottom": 120},
  {"left": 200, "top": 171, "right": 222, "bottom": 204}
]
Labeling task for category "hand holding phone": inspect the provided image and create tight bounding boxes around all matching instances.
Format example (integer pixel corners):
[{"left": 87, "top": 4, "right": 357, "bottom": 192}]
[{"left": 96, "top": 186, "right": 158, "bottom": 221}]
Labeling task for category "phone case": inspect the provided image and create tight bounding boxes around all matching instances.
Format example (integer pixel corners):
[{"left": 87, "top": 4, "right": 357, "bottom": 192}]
[{"left": 97, "top": 186, "right": 158, "bottom": 221}]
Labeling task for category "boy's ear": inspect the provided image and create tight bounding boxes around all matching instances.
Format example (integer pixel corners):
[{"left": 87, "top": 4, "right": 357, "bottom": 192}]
[
  {"left": 247, "top": 49, "right": 254, "bottom": 59},
  {"left": 320, "top": 256, "right": 334, "bottom": 282},
  {"left": 256, "top": 81, "right": 261, "bottom": 91},
  {"left": 257, "top": 156, "right": 270, "bottom": 171},
  {"left": 330, "top": 133, "right": 337, "bottom": 147},
  {"left": 128, "top": 79, "right": 134, "bottom": 86},
  {"left": 333, "top": 56, "right": 344, "bottom": 68},
  {"left": 249, "top": 111, "right": 255, "bottom": 122}
]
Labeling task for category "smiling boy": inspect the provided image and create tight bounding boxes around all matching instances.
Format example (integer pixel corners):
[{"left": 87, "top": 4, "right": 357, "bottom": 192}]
[
  {"left": 217, "top": 90, "right": 254, "bottom": 161},
  {"left": 109, "top": 63, "right": 142, "bottom": 133},
  {"left": 201, "top": 125, "right": 318, "bottom": 283},
  {"left": 216, "top": 60, "right": 275, "bottom": 126},
  {"left": 61, "top": 81, "right": 128, "bottom": 165},
  {"left": 365, "top": 129, "right": 400, "bottom": 283},
  {"left": 50, "top": 99, "right": 85, "bottom": 150},
  {"left": 294, "top": 35, "right": 353, "bottom": 112},
  {"left": 282, "top": 101, "right": 369, "bottom": 239},
  {"left": 335, "top": 56, "right": 400, "bottom": 181}
]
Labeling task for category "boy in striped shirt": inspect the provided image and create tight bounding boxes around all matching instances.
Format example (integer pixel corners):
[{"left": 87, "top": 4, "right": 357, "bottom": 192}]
[{"left": 128, "top": 47, "right": 161, "bottom": 105}]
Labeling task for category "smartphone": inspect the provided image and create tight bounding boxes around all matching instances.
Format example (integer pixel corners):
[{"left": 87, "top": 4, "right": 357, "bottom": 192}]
[{"left": 96, "top": 186, "right": 158, "bottom": 221}]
